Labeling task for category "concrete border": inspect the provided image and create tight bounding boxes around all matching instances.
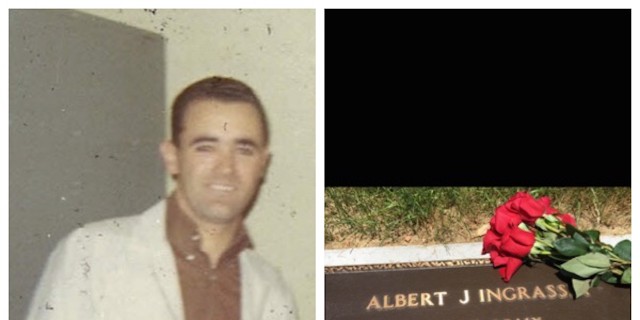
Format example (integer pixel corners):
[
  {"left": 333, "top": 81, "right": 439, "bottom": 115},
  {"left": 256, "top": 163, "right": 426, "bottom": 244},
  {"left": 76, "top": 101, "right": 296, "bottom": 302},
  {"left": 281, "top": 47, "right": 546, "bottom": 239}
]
[{"left": 325, "top": 234, "right": 632, "bottom": 267}]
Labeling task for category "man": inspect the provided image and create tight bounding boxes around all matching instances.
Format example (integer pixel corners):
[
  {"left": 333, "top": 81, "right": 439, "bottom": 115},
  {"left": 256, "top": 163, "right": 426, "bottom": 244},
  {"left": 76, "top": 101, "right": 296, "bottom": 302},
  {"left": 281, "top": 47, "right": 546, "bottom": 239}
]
[{"left": 27, "top": 76, "right": 297, "bottom": 320}]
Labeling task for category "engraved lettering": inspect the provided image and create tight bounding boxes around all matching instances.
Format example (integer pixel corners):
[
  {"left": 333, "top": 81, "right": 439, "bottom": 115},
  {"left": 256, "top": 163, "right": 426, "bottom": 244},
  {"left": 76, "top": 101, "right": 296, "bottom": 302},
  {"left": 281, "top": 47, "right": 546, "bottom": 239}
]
[
  {"left": 365, "top": 283, "right": 576, "bottom": 312},
  {"left": 486, "top": 288, "right": 502, "bottom": 302},
  {"left": 366, "top": 296, "right": 381, "bottom": 310},
  {"left": 395, "top": 294, "right": 407, "bottom": 308},
  {"left": 479, "top": 284, "right": 576, "bottom": 304},
  {"left": 383, "top": 295, "right": 394, "bottom": 309},
  {"left": 517, "top": 286, "right": 531, "bottom": 300},
  {"left": 545, "top": 284, "right": 557, "bottom": 299},
  {"left": 503, "top": 287, "right": 517, "bottom": 301},
  {"left": 407, "top": 293, "right": 419, "bottom": 307},
  {"left": 421, "top": 293, "right": 433, "bottom": 306},
  {"left": 557, "top": 284, "right": 569, "bottom": 299},
  {"left": 433, "top": 291, "right": 447, "bottom": 306},
  {"left": 366, "top": 292, "right": 450, "bottom": 311},
  {"left": 459, "top": 289, "right": 470, "bottom": 305},
  {"left": 531, "top": 286, "right": 546, "bottom": 300}
]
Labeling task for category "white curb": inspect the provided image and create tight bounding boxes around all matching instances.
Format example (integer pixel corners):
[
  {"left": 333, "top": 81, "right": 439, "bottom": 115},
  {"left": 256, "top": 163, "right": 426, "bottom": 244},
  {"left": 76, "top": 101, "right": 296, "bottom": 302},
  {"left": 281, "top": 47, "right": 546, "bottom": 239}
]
[{"left": 324, "top": 234, "right": 632, "bottom": 267}]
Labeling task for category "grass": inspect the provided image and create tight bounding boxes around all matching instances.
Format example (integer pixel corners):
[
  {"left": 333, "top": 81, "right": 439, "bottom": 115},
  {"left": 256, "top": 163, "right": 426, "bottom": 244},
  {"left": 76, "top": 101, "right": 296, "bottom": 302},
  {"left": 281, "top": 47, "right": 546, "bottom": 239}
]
[{"left": 325, "top": 187, "right": 631, "bottom": 248}]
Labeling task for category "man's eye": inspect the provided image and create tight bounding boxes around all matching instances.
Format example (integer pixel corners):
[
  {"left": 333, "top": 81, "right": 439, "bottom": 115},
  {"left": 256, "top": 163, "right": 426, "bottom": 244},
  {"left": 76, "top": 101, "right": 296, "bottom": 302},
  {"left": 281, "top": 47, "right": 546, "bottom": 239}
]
[
  {"left": 237, "top": 146, "right": 255, "bottom": 155},
  {"left": 195, "top": 145, "right": 215, "bottom": 152}
]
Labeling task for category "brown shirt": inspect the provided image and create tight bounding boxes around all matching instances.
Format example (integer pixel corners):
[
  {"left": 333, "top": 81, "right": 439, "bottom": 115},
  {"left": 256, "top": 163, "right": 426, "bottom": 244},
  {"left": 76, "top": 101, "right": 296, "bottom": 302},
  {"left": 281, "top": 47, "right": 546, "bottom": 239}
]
[{"left": 166, "top": 193, "right": 252, "bottom": 320}]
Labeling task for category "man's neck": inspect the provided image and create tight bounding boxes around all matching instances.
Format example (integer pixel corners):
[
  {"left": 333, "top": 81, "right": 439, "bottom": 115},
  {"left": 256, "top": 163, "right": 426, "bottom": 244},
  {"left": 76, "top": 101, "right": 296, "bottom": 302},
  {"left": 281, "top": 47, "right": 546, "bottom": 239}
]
[
  {"left": 174, "top": 190, "right": 243, "bottom": 268},
  {"left": 197, "top": 221, "right": 242, "bottom": 268}
]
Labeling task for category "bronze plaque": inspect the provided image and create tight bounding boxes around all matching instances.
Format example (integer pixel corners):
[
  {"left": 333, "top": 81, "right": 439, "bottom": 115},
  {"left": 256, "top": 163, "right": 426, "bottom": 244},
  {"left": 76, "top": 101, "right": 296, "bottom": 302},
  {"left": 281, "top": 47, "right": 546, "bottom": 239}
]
[{"left": 325, "top": 260, "right": 630, "bottom": 320}]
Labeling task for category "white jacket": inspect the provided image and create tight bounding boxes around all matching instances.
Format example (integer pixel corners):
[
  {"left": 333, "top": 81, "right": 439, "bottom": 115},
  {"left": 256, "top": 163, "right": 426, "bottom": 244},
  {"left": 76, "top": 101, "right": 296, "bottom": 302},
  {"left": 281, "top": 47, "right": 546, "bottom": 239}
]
[{"left": 26, "top": 200, "right": 297, "bottom": 320}]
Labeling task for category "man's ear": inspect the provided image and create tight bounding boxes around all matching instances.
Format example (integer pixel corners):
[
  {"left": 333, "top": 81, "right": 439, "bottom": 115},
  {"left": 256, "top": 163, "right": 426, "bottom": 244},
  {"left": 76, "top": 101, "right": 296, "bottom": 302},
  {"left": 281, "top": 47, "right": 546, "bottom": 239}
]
[{"left": 159, "top": 140, "right": 180, "bottom": 175}]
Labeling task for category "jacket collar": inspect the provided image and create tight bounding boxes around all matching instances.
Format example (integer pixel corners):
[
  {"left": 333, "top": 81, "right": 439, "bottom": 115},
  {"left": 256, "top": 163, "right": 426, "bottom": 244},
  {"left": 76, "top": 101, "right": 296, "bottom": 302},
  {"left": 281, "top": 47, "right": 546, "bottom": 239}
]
[{"left": 135, "top": 200, "right": 185, "bottom": 320}]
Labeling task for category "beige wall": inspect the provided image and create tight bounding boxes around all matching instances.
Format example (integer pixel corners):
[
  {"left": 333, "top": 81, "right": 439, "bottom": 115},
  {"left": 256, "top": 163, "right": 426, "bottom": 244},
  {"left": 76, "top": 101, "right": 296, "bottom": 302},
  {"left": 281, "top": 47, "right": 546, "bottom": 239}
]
[{"left": 79, "top": 9, "right": 315, "bottom": 319}]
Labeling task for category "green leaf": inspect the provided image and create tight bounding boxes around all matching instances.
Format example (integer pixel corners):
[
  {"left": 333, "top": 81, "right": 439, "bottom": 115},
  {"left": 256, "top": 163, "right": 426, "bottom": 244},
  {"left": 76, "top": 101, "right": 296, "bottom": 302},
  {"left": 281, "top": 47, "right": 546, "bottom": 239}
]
[
  {"left": 565, "top": 224, "right": 579, "bottom": 236},
  {"left": 561, "top": 256, "right": 608, "bottom": 278},
  {"left": 621, "top": 268, "right": 631, "bottom": 284},
  {"left": 600, "top": 271, "right": 619, "bottom": 284},
  {"left": 577, "top": 252, "right": 610, "bottom": 268},
  {"left": 584, "top": 230, "right": 600, "bottom": 243},
  {"left": 548, "top": 254, "right": 570, "bottom": 262},
  {"left": 543, "top": 214, "right": 559, "bottom": 223},
  {"left": 573, "top": 232, "right": 591, "bottom": 247},
  {"left": 614, "top": 240, "right": 631, "bottom": 261},
  {"left": 554, "top": 238, "right": 589, "bottom": 257},
  {"left": 543, "top": 231, "right": 558, "bottom": 242},
  {"left": 590, "top": 276, "right": 600, "bottom": 288},
  {"left": 572, "top": 278, "right": 591, "bottom": 299}
]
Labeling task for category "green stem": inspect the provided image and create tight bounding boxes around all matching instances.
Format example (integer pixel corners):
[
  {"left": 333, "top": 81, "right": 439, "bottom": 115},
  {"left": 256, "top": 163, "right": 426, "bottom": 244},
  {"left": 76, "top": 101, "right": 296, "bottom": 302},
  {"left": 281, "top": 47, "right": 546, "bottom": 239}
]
[
  {"left": 609, "top": 256, "right": 632, "bottom": 265},
  {"left": 599, "top": 243, "right": 615, "bottom": 253},
  {"left": 604, "top": 250, "right": 631, "bottom": 265},
  {"left": 535, "top": 238, "right": 554, "bottom": 247},
  {"left": 546, "top": 224, "right": 561, "bottom": 234},
  {"left": 611, "top": 268, "right": 624, "bottom": 276}
]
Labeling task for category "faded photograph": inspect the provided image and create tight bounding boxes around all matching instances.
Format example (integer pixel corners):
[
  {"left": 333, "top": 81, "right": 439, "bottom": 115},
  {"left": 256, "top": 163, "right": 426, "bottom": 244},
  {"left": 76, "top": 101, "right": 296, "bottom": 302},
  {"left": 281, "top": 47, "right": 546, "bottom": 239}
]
[{"left": 9, "top": 9, "right": 315, "bottom": 320}]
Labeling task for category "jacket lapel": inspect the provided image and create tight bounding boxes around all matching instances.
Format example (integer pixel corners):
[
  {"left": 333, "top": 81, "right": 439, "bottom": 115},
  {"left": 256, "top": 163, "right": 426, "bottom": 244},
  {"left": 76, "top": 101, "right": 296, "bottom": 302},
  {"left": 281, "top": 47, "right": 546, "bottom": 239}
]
[{"left": 136, "top": 200, "right": 185, "bottom": 320}]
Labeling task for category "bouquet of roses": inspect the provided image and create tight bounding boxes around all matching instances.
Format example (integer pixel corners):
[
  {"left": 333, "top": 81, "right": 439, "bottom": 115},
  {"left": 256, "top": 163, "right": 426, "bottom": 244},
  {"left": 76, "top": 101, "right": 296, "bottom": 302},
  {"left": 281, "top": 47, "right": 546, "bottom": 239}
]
[{"left": 482, "top": 192, "right": 631, "bottom": 298}]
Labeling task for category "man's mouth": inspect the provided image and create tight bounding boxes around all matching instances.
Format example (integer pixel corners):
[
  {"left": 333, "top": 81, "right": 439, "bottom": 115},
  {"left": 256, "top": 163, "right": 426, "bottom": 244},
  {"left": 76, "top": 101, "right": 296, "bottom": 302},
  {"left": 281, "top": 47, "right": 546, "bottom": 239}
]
[{"left": 209, "top": 184, "right": 236, "bottom": 192}]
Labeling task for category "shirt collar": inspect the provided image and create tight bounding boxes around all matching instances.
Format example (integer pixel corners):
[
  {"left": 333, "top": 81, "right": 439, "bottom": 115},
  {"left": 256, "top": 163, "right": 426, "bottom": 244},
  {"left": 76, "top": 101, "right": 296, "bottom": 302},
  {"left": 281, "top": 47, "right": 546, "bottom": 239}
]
[{"left": 165, "top": 192, "right": 253, "bottom": 268}]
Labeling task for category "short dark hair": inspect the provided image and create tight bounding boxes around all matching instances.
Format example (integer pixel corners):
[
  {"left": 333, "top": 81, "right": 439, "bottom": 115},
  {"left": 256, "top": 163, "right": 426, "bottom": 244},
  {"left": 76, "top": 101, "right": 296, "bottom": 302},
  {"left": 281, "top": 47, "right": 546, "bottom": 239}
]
[{"left": 170, "top": 76, "right": 269, "bottom": 146}]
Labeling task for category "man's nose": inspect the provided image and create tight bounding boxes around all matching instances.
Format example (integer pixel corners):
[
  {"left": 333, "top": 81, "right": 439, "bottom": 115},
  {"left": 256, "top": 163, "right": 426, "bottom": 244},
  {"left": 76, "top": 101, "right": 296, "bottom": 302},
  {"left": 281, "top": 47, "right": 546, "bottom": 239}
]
[{"left": 216, "top": 150, "right": 236, "bottom": 174}]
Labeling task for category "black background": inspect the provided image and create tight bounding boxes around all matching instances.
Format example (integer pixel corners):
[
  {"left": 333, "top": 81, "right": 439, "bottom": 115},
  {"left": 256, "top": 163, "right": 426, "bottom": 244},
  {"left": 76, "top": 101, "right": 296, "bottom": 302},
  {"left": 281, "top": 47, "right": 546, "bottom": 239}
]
[{"left": 324, "top": 9, "right": 630, "bottom": 187}]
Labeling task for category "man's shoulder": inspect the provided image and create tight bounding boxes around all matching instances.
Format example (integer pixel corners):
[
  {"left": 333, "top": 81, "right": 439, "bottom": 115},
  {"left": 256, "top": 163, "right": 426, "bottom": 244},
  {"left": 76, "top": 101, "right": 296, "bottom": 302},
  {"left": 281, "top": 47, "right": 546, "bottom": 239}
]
[
  {"left": 240, "top": 249, "right": 298, "bottom": 318},
  {"left": 240, "top": 249, "right": 278, "bottom": 271},
  {"left": 59, "top": 200, "right": 165, "bottom": 248},
  {"left": 239, "top": 249, "right": 289, "bottom": 288}
]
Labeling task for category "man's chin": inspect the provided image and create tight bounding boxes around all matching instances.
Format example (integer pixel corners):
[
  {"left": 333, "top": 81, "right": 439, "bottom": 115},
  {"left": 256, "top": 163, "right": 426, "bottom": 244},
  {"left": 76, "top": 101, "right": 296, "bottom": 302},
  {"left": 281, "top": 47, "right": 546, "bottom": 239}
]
[{"left": 197, "top": 207, "right": 241, "bottom": 225}]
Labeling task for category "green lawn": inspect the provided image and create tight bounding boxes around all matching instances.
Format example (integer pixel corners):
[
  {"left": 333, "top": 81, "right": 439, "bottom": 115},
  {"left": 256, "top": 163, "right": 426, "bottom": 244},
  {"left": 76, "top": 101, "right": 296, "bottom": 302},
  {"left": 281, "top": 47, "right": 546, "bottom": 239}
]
[{"left": 325, "top": 187, "right": 631, "bottom": 248}]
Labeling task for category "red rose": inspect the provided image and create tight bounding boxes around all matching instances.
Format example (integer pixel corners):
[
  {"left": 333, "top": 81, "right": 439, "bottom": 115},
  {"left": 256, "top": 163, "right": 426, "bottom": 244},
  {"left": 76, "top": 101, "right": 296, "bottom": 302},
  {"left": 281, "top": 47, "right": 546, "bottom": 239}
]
[
  {"left": 502, "top": 192, "right": 559, "bottom": 225},
  {"left": 485, "top": 242, "right": 528, "bottom": 282},
  {"left": 555, "top": 213, "right": 577, "bottom": 226},
  {"left": 483, "top": 196, "right": 537, "bottom": 282},
  {"left": 482, "top": 191, "right": 628, "bottom": 298},
  {"left": 483, "top": 222, "right": 535, "bottom": 281},
  {"left": 497, "top": 254, "right": 526, "bottom": 282},
  {"left": 490, "top": 205, "right": 522, "bottom": 234},
  {"left": 500, "top": 223, "right": 536, "bottom": 258},
  {"left": 482, "top": 229, "right": 502, "bottom": 253}
]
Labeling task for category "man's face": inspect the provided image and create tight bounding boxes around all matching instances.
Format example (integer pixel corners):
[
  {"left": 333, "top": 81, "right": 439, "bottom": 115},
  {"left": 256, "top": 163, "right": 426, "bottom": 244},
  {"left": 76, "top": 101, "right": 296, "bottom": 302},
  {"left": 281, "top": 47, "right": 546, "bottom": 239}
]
[{"left": 163, "top": 99, "right": 270, "bottom": 225}]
